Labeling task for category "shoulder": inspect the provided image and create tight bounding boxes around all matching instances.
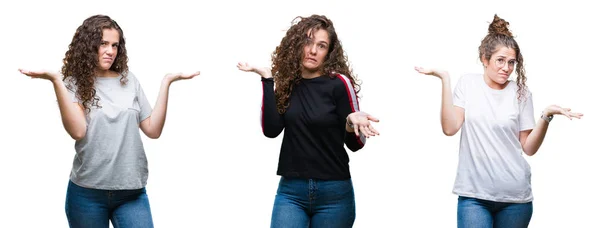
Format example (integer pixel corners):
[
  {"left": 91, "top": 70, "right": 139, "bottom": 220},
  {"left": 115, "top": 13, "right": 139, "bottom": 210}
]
[
  {"left": 122, "top": 71, "right": 137, "bottom": 80},
  {"left": 457, "top": 73, "right": 480, "bottom": 83},
  {"left": 330, "top": 73, "right": 354, "bottom": 91}
]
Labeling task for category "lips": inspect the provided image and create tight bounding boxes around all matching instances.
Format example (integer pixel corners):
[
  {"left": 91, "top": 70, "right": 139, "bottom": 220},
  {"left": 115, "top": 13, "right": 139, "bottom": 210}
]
[{"left": 305, "top": 57, "right": 317, "bottom": 63}]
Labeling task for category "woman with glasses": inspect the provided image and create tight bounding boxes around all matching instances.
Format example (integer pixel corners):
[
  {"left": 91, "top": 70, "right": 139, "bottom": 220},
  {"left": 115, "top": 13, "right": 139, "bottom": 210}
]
[{"left": 415, "top": 14, "right": 582, "bottom": 228}]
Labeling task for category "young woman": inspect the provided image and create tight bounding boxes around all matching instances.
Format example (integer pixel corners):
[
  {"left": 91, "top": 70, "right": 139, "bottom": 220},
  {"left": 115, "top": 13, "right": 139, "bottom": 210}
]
[
  {"left": 19, "top": 14, "right": 199, "bottom": 228},
  {"left": 415, "top": 15, "right": 583, "bottom": 228},
  {"left": 238, "top": 14, "right": 379, "bottom": 227}
]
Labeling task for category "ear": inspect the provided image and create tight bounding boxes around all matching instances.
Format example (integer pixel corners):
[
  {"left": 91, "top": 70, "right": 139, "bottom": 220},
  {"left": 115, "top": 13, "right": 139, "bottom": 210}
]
[{"left": 480, "top": 55, "right": 489, "bottom": 68}]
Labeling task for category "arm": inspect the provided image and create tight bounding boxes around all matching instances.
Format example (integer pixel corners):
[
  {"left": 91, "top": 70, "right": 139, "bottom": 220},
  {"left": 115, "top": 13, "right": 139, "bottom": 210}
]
[
  {"left": 19, "top": 69, "right": 87, "bottom": 140},
  {"left": 520, "top": 105, "right": 583, "bottom": 156},
  {"left": 140, "top": 72, "right": 200, "bottom": 139},
  {"left": 237, "top": 62, "right": 284, "bottom": 138},
  {"left": 261, "top": 78, "right": 285, "bottom": 138},
  {"left": 414, "top": 67, "right": 464, "bottom": 136},
  {"left": 335, "top": 74, "right": 379, "bottom": 152}
]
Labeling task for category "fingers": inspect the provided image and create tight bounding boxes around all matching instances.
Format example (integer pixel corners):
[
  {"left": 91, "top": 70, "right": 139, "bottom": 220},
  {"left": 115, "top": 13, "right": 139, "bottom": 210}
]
[
  {"left": 414, "top": 66, "right": 424, "bottom": 73},
  {"left": 357, "top": 123, "right": 379, "bottom": 138},
  {"left": 560, "top": 110, "right": 573, "bottom": 120},
  {"left": 237, "top": 62, "right": 253, "bottom": 72},
  {"left": 187, "top": 71, "right": 201, "bottom": 78},
  {"left": 566, "top": 111, "right": 584, "bottom": 119},
  {"left": 414, "top": 66, "right": 430, "bottom": 74},
  {"left": 368, "top": 124, "right": 380, "bottom": 136}
]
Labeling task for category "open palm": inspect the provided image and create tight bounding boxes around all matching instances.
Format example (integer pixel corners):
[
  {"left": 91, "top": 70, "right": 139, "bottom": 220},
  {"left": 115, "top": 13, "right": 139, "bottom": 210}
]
[
  {"left": 237, "top": 62, "right": 272, "bottom": 79},
  {"left": 414, "top": 66, "right": 447, "bottom": 79},
  {"left": 545, "top": 105, "right": 584, "bottom": 120},
  {"left": 19, "top": 69, "right": 60, "bottom": 81},
  {"left": 165, "top": 71, "right": 200, "bottom": 83}
]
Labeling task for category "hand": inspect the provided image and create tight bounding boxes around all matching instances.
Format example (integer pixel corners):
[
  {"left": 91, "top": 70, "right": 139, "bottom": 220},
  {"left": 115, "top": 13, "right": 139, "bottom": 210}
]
[
  {"left": 347, "top": 111, "right": 380, "bottom": 138},
  {"left": 414, "top": 66, "right": 449, "bottom": 79},
  {"left": 164, "top": 71, "right": 200, "bottom": 83},
  {"left": 237, "top": 62, "right": 272, "bottom": 79},
  {"left": 18, "top": 69, "right": 61, "bottom": 82},
  {"left": 543, "top": 105, "right": 583, "bottom": 120}
]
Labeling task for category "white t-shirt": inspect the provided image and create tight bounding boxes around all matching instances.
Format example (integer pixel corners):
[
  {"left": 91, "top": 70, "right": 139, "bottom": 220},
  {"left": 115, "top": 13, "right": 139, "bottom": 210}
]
[{"left": 452, "top": 73, "right": 536, "bottom": 203}]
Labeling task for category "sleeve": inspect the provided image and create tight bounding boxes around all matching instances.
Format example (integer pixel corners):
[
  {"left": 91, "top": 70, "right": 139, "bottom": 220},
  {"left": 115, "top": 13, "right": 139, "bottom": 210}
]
[
  {"left": 133, "top": 73, "right": 152, "bottom": 123},
  {"left": 519, "top": 89, "right": 535, "bottom": 131},
  {"left": 453, "top": 75, "right": 467, "bottom": 108},
  {"left": 261, "top": 77, "right": 285, "bottom": 138},
  {"left": 334, "top": 74, "right": 366, "bottom": 152}
]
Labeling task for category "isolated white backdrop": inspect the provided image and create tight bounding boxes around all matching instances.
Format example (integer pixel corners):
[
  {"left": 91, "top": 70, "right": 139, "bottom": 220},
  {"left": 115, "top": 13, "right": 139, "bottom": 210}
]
[{"left": 1, "top": 0, "right": 598, "bottom": 227}]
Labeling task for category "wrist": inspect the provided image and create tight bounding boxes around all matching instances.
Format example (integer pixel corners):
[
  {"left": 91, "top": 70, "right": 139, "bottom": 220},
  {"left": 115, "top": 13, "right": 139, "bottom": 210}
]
[
  {"left": 541, "top": 110, "right": 554, "bottom": 123},
  {"left": 162, "top": 76, "right": 173, "bottom": 85},
  {"left": 346, "top": 116, "right": 354, "bottom": 129},
  {"left": 51, "top": 77, "right": 63, "bottom": 85},
  {"left": 542, "top": 108, "right": 553, "bottom": 117}
]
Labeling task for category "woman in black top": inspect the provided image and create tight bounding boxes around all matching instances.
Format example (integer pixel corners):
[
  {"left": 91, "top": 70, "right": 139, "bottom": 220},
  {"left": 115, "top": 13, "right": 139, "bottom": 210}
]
[{"left": 238, "top": 14, "right": 379, "bottom": 228}]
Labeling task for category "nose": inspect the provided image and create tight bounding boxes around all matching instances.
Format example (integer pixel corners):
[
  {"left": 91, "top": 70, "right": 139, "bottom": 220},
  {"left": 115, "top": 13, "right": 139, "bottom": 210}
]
[
  {"left": 309, "top": 44, "right": 317, "bottom": 55},
  {"left": 106, "top": 46, "right": 116, "bottom": 56},
  {"left": 501, "top": 63, "right": 510, "bottom": 71}
]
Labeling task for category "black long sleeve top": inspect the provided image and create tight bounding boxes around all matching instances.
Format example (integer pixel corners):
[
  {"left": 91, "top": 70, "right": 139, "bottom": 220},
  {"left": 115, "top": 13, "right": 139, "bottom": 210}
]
[{"left": 261, "top": 73, "right": 366, "bottom": 180}]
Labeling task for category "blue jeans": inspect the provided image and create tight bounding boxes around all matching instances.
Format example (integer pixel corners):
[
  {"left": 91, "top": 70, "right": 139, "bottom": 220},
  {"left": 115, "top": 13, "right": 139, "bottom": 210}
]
[
  {"left": 65, "top": 180, "right": 154, "bottom": 228},
  {"left": 457, "top": 196, "right": 533, "bottom": 228},
  {"left": 270, "top": 177, "right": 355, "bottom": 228}
]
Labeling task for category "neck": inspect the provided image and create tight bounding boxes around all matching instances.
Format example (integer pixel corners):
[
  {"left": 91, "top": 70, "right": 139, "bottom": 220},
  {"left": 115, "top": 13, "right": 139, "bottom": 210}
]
[
  {"left": 96, "top": 69, "right": 118, "bottom": 78},
  {"left": 301, "top": 69, "right": 323, "bottom": 79}
]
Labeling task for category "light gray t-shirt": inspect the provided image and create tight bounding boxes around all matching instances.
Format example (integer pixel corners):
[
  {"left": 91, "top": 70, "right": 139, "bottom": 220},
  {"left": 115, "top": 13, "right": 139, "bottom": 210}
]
[
  {"left": 67, "top": 72, "right": 152, "bottom": 190},
  {"left": 452, "top": 73, "right": 536, "bottom": 203}
]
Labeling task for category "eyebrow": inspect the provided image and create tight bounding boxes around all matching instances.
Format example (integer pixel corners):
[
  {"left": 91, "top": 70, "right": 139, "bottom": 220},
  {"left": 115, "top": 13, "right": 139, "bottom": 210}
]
[
  {"left": 496, "top": 55, "right": 516, "bottom": 60},
  {"left": 318, "top": 41, "right": 329, "bottom": 46}
]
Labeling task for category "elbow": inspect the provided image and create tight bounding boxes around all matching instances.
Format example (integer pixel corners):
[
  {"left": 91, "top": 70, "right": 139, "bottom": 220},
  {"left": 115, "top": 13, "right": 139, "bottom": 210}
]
[
  {"left": 262, "top": 125, "right": 282, "bottom": 138},
  {"left": 442, "top": 128, "right": 458, "bottom": 136},
  {"left": 147, "top": 132, "right": 161, "bottom": 139},
  {"left": 523, "top": 148, "right": 537, "bottom": 156},
  {"left": 349, "top": 146, "right": 362, "bottom": 152},
  {"left": 70, "top": 130, "right": 86, "bottom": 141},
  {"left": 263, "top": 131, "right": 280, "bottom": 138}
]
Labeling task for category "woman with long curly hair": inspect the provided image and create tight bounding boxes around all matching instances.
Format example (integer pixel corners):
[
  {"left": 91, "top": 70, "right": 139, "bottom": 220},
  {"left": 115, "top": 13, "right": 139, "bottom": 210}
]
[
  {"left": 415, "top": 14, "right": 583, "bottom": 227},
  {"left": 238, "top": 14, "right": 379, "bottom": 227},
  {"left": 19, "top": 14, "right": 198, "bottom": 227}
]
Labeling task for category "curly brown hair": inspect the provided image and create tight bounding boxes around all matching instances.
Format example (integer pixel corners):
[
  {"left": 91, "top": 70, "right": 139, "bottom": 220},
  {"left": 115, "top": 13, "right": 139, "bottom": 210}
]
[
  {"left": 479, "top": 14, "right": 527, "bottom": 101},
  {"left": 271, "top": 14, "right": 360, "bottom": 114},
  {"left": 61, "top": 14, "right": 129, "bottom": 113}
]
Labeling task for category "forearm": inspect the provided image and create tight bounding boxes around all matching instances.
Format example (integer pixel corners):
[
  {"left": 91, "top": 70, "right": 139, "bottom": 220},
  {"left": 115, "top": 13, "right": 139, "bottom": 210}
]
[
  {"left": 261, "top": 79, "right": 284, "bottom": 137},
  {"left": 523, "top": 116, "right": 550, "bottom": 156},
  {"left": 440, "top": 76, "right": 459, "bottom": 135},
  {"left": 145, "top": 78, "right": 171, "bottom": 138},
  {"left": 52, "top": 79, "right": 86, "bottom": 140}
]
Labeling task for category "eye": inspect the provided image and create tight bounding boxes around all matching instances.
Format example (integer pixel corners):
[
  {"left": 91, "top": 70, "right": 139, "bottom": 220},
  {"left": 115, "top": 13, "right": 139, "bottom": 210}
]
[
  {"left": 497, "top": 58, "right": 505, "bottom": 64},
  {"left": 508, "top": 60, "right": 517, "bottom": 66}
]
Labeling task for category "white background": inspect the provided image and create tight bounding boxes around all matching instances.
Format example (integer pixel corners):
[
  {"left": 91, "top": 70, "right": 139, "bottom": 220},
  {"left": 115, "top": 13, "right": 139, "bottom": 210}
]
[{"left": 1, "top": 0, "right": 598, "bottom": 227}]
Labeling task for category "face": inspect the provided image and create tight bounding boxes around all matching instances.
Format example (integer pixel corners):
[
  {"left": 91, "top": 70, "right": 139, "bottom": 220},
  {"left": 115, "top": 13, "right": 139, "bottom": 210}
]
[
  {"left": 301, "top": 28, "right": 330, "bottom": 74},
  {"left": 482, "top": 46, "right": 517, "bottom": 87},
  {"left": 97, "top": 28, "right": 120, "bottom": 72}
]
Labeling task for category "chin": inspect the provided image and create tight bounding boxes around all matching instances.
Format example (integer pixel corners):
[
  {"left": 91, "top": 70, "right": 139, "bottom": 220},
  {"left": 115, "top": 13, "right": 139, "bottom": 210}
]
[{"left": 99, "top": 65, "right": 112, "bottom": 71}]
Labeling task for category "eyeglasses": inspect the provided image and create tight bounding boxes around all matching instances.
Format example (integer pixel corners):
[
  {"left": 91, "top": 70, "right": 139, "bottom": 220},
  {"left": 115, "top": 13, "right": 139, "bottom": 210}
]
[{"left": 495, "top": 58, "right": 518, "bottom": 69}]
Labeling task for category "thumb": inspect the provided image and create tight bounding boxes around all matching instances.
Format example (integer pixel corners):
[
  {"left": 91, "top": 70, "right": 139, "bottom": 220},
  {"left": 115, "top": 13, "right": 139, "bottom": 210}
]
[{"left": 367, "top": 115, "right": 380, "bottom": 122}]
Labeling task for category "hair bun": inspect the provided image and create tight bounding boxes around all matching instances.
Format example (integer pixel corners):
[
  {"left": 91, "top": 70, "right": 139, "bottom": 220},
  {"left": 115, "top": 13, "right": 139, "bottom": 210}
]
[{"left": 488, "top": 14, "right": 513, "bottom": 37}]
